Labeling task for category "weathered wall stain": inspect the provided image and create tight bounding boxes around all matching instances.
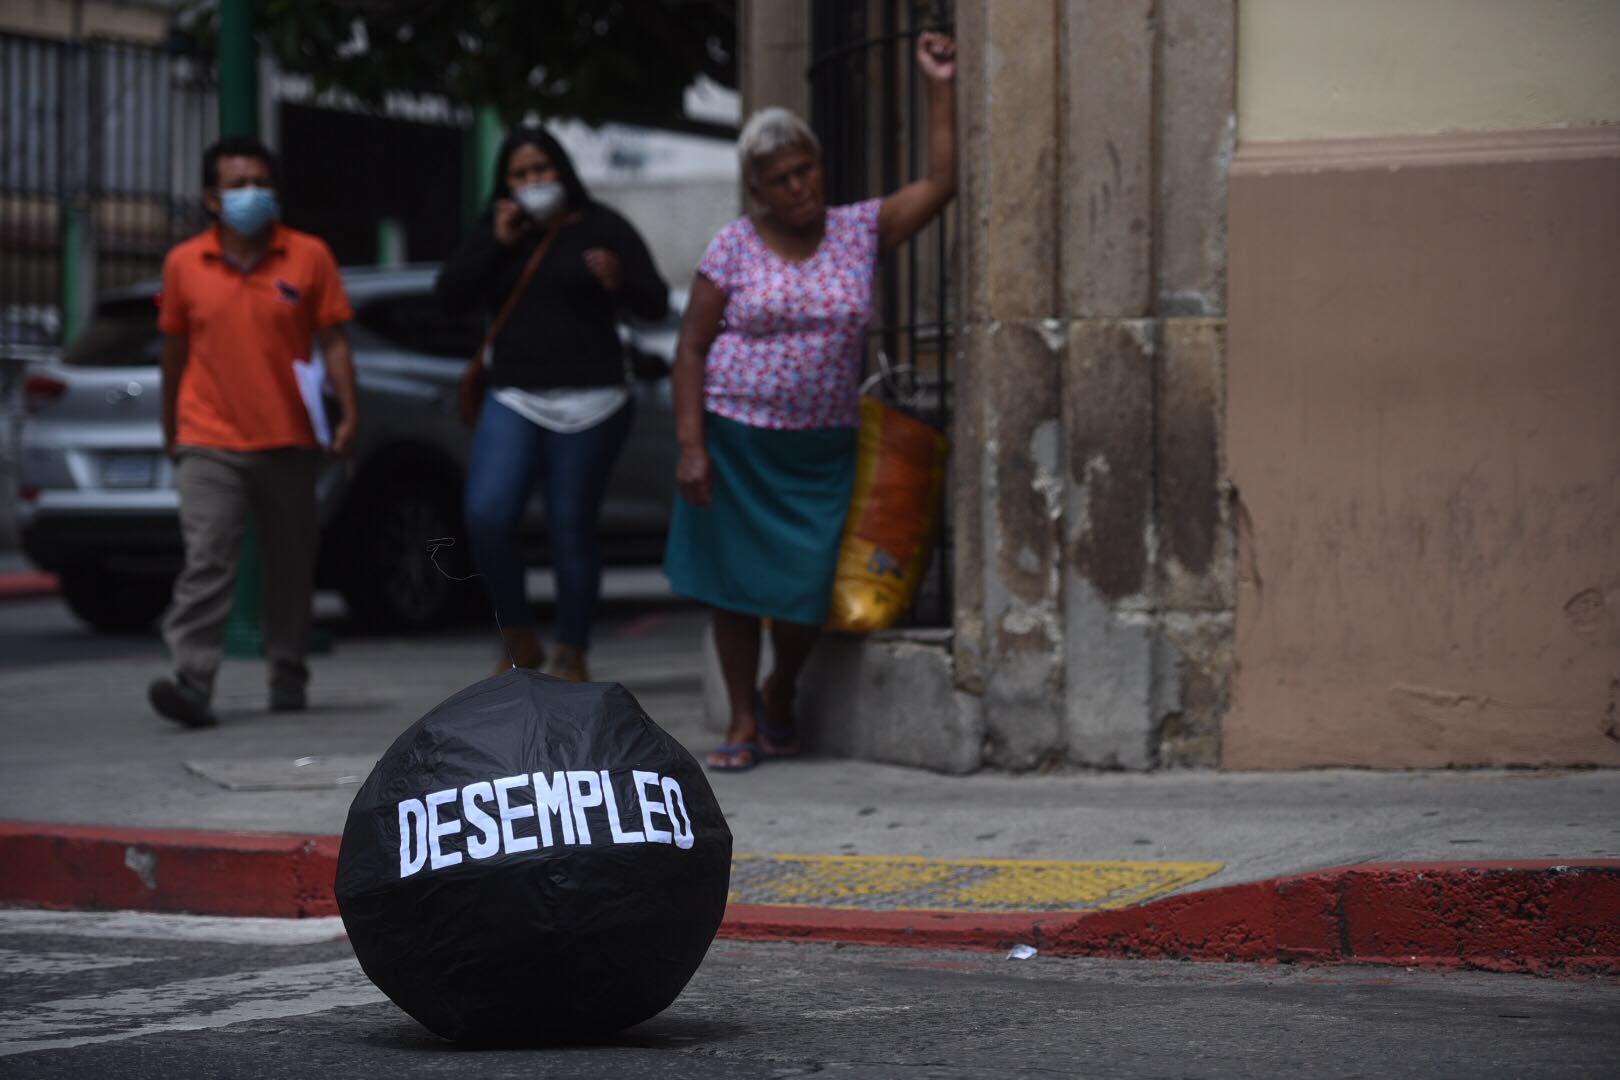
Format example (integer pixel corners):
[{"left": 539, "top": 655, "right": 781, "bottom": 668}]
[
  {"left": 1064, "top": 320, "right": 1154, "bottom": 605},
  {"left": 1564, "top": 587, "right": 1606, "bottom": 636}
]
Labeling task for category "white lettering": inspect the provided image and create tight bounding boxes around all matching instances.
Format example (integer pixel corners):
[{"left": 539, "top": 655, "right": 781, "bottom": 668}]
[
  {"left": 393, "top": 768, "right": 695, "bottom": 875},
  {"left": 426, "top": 788, "right": 462, "bottom": 870},
  {"left": 461, "top": 782, "right": 500, "bottom": 860},
  {"left": 566, "top": 770, "right": 602, "bottom": 845},
  {"left": 633, "top": 770, "right": 672, "bottom": 845},
  {"left": 601, "top": 770, "right": 646, "bottom": 844},
  {"left": 662, "top": 777, "right": 695, "bottom": 850},
  {"left": 531, "top": 771, "right": 575, "bottom": 846},
  {"left": 494, "top": 774, "right": 537, "bottom": 854},
  {"left": 398, "top": 798, "right": 428, "bottom": 877}
]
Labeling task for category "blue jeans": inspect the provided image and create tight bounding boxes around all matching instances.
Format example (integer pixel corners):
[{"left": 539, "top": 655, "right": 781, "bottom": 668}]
[{"left": 464, "top": 395, "right": 634, "bottom": 649}]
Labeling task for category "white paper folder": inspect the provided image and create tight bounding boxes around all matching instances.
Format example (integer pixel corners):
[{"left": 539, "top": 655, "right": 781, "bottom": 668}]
[{"left": 292, "top": 356, "right": 332, "bottom": 448}]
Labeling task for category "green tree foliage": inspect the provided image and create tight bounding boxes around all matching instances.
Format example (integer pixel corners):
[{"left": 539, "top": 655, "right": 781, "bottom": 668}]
[{"left": 228, "top": 0, "right": 737, "bottom": 134}]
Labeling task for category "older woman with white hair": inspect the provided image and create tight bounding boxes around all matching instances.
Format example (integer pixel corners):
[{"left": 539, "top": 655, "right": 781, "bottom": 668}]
[{"left": 664, "top": 31, "right": 957, "bottom": 771}]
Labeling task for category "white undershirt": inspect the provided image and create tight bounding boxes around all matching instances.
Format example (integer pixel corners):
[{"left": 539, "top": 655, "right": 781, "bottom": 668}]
[{"left": 492, "top": 385, "right": 630, "bottom": 434}]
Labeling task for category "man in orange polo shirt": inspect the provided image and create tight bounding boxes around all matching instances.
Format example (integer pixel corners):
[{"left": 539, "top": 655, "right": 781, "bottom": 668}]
[{"left": 148, "top": 136, "right": 358, "bottom": 728}]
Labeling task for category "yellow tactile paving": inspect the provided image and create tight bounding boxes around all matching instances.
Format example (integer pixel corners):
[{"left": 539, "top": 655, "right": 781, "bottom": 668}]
[{"left": 729, "top": 853, "right": 1223, "bottom": 913}]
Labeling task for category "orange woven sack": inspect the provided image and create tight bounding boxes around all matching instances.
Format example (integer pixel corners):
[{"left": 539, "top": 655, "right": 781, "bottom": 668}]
[{"left": 825, "top": 397, "right": 947, "bottom": 633}]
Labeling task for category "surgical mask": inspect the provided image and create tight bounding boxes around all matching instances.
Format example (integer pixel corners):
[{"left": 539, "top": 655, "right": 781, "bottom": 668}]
[
  {"left": 513, "top": 180, "right": 566, "bottom": 223},
  {"left": 219, "top": 187, "right": 279, "bottom": 236}
]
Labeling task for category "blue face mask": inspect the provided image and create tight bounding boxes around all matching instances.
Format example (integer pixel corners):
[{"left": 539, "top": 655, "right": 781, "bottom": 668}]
[{"left": 219, "top": 187, "right": 279, "bottom": 236}]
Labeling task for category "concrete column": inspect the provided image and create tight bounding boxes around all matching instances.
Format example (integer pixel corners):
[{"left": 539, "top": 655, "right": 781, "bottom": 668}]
[
  {"left": 954, "top": 0, "right": 1239, "bottom": 771},
  {"left": 1151, "top": 2, "right": 1237, "bottom": 766},
  {"left": 1155, "top": 0, "right": 1236, "bottom": 315},
  {"left": 1055, "top": 2, "right": 1159, "bottom": 768},
  {"left": 738, "top": 0, "right": 811, "bottom": 123},
  {"left": 1061, "top": 0, "right": 1156, "bottom": 318},
  {"left": 954, "top": 0, "right": 1066, "bottom": 770},
  {"left": 1060, "top": 319, "right": 1158, "bottom": 768}
]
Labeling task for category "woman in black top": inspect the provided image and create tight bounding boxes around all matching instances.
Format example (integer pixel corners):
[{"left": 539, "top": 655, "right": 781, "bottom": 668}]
[{"left": 437, "top": 126, "right": 668, "bottom": 681}]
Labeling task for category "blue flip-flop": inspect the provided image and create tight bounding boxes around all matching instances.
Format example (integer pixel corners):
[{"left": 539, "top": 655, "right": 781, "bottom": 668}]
[
  {"left": 755, "top": 694, "right": 803, "bottom": 760},
  {"left": 706, "top": 742, "right": 759, "bottom": 772}
]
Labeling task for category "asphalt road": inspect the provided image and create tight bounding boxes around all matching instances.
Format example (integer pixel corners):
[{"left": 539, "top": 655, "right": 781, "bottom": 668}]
[{"left": 2, "top": 909, "right": 1618, "bottom": 1078}]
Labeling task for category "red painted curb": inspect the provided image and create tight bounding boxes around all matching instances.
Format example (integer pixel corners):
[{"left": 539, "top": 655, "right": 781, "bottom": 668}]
[
  {"left": 2, "top": 823, "right": 1616, "bottom": 975},
  {"left": 726, "top": 862, "right": 1620, "bottom": 975},
  {"left": 0, "top": 570, "right": 57, "bottom": 601},
  {"left": 1035, "top": 860, "right": 1620, "bottom": 976},
  {"left": 0, "top": 822, "right": 339, "bottom": 919}
]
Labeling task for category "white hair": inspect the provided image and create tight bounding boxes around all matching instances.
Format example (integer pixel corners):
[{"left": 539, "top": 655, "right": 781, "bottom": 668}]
[{"left": 737, "top": 107, "right": 822, "bottom": 186}]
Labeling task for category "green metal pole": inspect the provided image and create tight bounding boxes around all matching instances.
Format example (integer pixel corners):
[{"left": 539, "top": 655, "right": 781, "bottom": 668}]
[
  {"left": 217, "top": 0, "right": 267, "bottom": 658},
  {"left": 218, "top": 0, "right": 258, "bottom": 137},
  {"left": 222, "top": 524, "right": 265, "bottom": 658},
  {"left": 376, "top": 217, "right": 406, "bottom": 267},
  {"left": 476, "top": 106, "right": 502, "bottom": 200},
  {"left": 462, "top": 105, "right": 504, "bottom": 224},
  {"left": 58, "top": 4, "right": 90, "bottom": 346},
  {"left": 58, "top": 205, "right": 89, "bottom": 342}
]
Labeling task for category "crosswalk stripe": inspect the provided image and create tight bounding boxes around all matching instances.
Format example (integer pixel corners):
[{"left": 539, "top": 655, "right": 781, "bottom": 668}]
[
  {"left": 0, "top": 909, "right": 347, "bottom": 946},
  {"left": 0, "top": 959, "right": 383, "bottom": 1056},
  {"left": 0, "top": 948, "right": 157, "bottom": 976}
]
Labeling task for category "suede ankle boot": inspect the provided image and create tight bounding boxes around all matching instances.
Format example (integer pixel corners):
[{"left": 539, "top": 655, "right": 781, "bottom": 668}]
[
  {"left": 549, "top": 643, "right": 588, "bottom": 682},
  {"left": 493, "top": 626, "right": 546, "bottom": 676}
]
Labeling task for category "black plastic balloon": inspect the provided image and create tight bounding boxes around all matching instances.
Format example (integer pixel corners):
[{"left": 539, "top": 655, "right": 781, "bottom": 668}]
[{"left": 336, "top": 670, "right": 732, "bottom": 1044}]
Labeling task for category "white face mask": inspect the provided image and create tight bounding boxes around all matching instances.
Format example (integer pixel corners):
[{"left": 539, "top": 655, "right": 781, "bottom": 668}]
[{"left": 513, "top": 181, "right": 566, "bottom": 223}]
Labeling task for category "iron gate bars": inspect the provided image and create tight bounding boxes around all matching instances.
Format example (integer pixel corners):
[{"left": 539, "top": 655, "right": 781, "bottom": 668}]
[
  {"left": 808, "top": 0, "right": 954, "bottom": 627},
  {"left": 0, "top": 31, "right": 213, "bottom": 348}
]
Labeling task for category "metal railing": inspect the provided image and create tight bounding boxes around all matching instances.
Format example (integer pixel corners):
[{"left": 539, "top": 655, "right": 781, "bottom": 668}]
[
  {"left": 808, "top": 0, "right": 955, "bottom": 627},
  {"left": 0, "top": 32, "right": 214, "bottom": 347}
]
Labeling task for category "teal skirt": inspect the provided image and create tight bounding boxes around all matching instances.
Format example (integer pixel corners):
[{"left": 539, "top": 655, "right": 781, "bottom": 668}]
[{"left": 664, "top": 413, "right": 856, "bottom": 625}]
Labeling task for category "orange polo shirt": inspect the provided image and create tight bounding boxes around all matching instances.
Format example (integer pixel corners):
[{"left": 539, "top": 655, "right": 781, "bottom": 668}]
[{"left": 158, "top": 224, "right": 352, "bottom": 451}]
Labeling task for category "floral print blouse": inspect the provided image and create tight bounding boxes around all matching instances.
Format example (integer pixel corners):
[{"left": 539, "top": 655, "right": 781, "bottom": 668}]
[{"left": 696, "top": 198, "right": 882, "bottom": 430}]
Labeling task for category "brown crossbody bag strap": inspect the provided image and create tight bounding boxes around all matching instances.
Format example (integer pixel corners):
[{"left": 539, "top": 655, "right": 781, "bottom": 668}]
[
  {"left": 484, "top": 226, "right": 557, "bottom": 352},
  {"left": 459, "top": 226, "right": 560, "bottom": 426}
]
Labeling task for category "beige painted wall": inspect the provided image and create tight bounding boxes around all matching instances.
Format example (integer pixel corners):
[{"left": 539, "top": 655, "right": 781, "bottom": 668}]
[
  {"left": 1239, "top": 0, "right": 1620, "bottom": 140},
  {"left": 1225, "top": 128, "right": 1620, "bottom": 768}
]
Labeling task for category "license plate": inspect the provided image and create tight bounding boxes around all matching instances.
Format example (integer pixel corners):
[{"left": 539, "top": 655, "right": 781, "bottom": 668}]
[{"left": 101, "top": 453, "right": 158, "bottom": 489}]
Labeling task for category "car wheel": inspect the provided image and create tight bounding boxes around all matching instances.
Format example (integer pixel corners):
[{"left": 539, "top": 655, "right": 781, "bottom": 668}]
[
  {"left": 58, "top": 567, "right": 173, "bottom": 633},
  {"left": 342, "top": 481, "right": 464, "bottom": 631}
]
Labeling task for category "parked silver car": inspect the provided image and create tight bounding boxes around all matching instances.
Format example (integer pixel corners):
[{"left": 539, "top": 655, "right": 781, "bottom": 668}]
[{"left": 15, "top": 266, "right": 680, "bottom": 632}]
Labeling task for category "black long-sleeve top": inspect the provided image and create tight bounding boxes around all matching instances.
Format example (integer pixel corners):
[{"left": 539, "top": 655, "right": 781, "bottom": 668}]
[{"left": 435, "top": 202, "right": 668, "bottom": 389}]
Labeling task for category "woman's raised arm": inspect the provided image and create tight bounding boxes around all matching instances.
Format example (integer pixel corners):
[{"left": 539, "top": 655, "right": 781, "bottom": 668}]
[{"left": 877, "top": 31, "right": 957, "bottom": 256}]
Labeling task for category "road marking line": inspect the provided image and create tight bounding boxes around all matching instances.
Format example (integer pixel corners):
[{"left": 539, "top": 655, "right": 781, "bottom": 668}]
[
  {"left": 801, "top": 1004, "right": 914, "bottom": 1019},
  {"left": 0, "top": 959, "right": 383, "bottom": 1056},
  {"left": 0, "top": 948, "right": 158, "bottom": 976},
  {"left": 729, "top": 853, "right": 1224, "bottom": 912},
  {"left": 0, "top": 910, "right": 347, "bottom": 946}
]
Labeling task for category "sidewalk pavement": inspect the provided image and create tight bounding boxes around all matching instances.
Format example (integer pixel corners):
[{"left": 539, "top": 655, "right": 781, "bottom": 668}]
[{"left": 1, "top": 583, "right": 1617, "bottom": 975}]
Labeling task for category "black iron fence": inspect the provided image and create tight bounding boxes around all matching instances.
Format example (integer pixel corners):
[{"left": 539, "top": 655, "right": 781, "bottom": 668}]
[
  {"left": 1, "top": 32, "right": 214, "bottom": 348},
  {"left": 809, "top": 0, "right": 955, "bottom": 627}
]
